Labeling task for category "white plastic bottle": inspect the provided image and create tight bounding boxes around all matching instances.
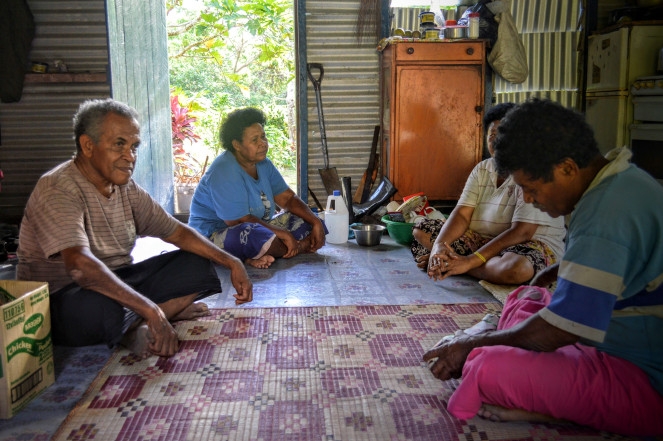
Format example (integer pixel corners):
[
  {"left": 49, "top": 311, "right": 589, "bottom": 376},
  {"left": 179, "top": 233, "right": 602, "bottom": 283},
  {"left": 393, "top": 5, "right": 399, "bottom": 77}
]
[{"left": 324, "top": 190, "right": 349, "bottom": 244}]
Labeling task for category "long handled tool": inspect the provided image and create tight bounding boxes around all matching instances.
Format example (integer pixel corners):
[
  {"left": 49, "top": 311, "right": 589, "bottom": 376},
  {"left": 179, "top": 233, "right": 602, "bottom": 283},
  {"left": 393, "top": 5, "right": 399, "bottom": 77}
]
[
  {"left": 308, "top": 186, "right": 324, "bottom": 211},
  {"left": 353, "top": 125, "right": 380, "bottom": 204},
  {"left": 307, "top": 63, "right": 341, "bottom": 195}
]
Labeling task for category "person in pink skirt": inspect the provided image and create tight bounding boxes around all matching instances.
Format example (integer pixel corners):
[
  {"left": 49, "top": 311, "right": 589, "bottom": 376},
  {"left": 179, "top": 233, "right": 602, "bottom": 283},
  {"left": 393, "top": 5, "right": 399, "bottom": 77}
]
[{"left": 423, "top": 99, "right": 663, "bottom": 436}]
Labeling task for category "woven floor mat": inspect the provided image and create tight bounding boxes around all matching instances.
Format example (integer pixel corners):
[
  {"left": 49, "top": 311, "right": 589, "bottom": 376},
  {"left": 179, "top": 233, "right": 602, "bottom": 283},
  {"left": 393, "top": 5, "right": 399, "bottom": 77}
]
[
  {"left": 478, "top": 280, "right": 521, "bottom": 304},
  {"left": 52, "top": 304, "right": 649, "bottom": 441}
]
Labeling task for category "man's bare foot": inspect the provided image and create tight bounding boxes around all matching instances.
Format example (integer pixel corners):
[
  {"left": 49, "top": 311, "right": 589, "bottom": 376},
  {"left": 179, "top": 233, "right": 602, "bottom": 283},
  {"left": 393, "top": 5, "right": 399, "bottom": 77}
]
[
  {"left": 246, "top": 255, "right": 275, "bottom": 268},
  {"left": 120, "top": 323, "right": 153, "bottom": 359},
  {"left": 416, "top": 253, "right": 430, "bottom": 270},
  {"left": 171, "top": 302, "right": 210, "bottom": 321},
  {"left": 297, "top": 236, "right": 314, "bottom": 254},
  {"left": 478, "top": 404, "right": 564, "bottom": 424}
]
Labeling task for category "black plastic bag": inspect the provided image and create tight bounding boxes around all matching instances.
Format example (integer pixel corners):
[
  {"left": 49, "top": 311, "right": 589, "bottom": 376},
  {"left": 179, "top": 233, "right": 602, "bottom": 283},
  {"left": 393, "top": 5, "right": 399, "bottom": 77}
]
[{"left": 457, "top": 1, "right": 499, "bottom": 46}]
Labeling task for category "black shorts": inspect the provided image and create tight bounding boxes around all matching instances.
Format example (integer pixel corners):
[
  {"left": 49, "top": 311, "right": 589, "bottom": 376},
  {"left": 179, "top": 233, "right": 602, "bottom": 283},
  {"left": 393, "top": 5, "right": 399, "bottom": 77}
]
[{"left": 49, "top": 250, "right": 221, "bottom": 348}]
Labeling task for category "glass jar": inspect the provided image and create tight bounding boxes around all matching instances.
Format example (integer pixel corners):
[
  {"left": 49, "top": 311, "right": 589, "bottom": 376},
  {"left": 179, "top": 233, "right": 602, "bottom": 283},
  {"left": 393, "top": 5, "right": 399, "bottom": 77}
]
[{"left": 468, "top": 12, "right": 480, "bottom": 39}]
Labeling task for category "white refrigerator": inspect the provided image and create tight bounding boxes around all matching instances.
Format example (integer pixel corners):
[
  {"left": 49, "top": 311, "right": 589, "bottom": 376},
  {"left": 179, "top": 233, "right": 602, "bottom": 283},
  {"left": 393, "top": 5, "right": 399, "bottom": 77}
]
[{"left": 585, "top": 24, "right": 663, "bottom": 154}]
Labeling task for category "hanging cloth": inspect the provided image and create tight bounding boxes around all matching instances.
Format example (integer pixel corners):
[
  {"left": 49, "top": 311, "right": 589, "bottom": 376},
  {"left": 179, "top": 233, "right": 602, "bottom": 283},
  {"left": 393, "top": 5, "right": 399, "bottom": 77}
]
[{"left": 0, "top": 0, "right": 36, "bottom": 103}]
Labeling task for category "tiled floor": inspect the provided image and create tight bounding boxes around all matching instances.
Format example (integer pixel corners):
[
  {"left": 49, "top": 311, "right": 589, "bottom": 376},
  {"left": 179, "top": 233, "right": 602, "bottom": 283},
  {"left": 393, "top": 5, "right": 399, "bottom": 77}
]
[
  {"left": 134, "top": 235, "right": 499, "bottom": 308},
  {"left": 1, "top": 234, "right": 498, "bottom": 307}
]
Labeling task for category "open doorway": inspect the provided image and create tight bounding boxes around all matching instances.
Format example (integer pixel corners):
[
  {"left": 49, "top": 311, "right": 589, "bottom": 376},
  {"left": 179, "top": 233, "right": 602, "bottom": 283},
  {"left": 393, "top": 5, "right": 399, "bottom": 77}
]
[{"left": 165, "top": 0, "right": 297, "bottom": 213}]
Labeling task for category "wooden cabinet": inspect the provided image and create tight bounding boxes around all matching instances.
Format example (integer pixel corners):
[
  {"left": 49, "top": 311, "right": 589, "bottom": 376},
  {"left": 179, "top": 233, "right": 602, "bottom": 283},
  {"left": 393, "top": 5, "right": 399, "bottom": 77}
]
[{"left": 381, "top": 41, "right": 487, "bottom": 201}]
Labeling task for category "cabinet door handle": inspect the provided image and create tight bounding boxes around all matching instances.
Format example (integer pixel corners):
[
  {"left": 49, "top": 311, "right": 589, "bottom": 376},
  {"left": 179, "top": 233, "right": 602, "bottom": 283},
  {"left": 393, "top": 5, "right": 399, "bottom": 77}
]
[
  {"left": 466, "top": 47, "right": 474, "bottom": 55},
  {"left": 407, "top": 47, "right": 414, "bottom": 54},
  {"left": 475, "top": 105, "right": 483, "bottom": 113}
]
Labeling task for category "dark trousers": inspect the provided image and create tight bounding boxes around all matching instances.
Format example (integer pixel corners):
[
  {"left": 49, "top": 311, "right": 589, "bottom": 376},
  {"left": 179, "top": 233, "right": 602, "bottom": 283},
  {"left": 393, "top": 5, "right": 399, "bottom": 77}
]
[{"left": 49, "top": 250, "right": 221, "bottom": 348}]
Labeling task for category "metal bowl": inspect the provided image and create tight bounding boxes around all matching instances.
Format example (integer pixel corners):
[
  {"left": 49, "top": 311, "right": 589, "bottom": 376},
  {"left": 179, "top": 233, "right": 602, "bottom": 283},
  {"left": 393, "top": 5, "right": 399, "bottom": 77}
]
[
  {"left": 351, "top": 224, "right": 386, "bottom": 247},
  {"left": 443, "top": 25, "right": 467, "bottom": 40}
]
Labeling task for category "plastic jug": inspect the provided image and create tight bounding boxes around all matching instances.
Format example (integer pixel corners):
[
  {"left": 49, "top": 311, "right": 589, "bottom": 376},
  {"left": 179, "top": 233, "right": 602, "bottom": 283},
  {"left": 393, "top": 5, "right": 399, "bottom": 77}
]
[{"left": 325, "top": 190, "right": 349, "bottom": 244}]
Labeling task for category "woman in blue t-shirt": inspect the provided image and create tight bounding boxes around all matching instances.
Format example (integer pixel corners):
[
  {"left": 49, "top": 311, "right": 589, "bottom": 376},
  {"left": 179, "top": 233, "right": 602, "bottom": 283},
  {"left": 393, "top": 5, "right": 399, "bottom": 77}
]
[{"left": 189, "top": 108, "right": 326, "bottom": 268}]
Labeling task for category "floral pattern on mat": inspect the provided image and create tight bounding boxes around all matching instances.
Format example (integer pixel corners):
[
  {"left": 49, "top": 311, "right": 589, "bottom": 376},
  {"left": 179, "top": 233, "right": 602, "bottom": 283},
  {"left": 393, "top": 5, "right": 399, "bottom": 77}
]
[{"left": 51, "top": 305, "right": 654, "bottom": 441}]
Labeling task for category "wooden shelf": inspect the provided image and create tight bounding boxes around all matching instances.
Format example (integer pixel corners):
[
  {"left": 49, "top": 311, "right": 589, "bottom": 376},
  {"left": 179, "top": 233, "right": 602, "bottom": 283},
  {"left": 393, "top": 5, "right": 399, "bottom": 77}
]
[{"left": 24, "top": 73, "right": 107, "bottom": 83}]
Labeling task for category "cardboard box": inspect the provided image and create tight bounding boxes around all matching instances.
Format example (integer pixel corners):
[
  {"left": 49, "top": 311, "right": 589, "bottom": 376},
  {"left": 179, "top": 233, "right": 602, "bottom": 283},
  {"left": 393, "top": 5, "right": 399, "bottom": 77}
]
[{"left": 0, "top": 281, "right": 54, "bottom": 419}]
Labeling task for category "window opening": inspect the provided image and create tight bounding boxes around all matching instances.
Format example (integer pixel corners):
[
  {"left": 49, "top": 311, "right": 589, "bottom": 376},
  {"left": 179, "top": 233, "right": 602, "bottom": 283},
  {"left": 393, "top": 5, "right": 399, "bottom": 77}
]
[{"left": 166, "top": 0, "right": 297, "bottom": 214}]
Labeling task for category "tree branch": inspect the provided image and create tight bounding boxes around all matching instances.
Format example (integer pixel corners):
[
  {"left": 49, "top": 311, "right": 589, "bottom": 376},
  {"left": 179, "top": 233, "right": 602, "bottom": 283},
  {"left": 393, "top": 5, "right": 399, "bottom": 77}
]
[
  {"left": 168, "top": 15, "right": 205, "bottom": 37},
  {"left": 170, "top": 36, "right": 219, "bottom": 59}
]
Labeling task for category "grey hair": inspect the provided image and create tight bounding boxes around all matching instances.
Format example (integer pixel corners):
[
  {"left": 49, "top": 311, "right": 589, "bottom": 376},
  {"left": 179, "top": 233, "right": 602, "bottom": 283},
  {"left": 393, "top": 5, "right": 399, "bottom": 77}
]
[{"left": 73, "top": 98, "right": 139, "bottom": 151}]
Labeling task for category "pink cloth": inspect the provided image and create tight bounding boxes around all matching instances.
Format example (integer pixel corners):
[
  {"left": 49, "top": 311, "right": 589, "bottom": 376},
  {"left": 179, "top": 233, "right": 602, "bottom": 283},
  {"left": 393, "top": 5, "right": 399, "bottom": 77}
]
[{"left": 447, "top": 286, "right": 663, "bottom": 436}]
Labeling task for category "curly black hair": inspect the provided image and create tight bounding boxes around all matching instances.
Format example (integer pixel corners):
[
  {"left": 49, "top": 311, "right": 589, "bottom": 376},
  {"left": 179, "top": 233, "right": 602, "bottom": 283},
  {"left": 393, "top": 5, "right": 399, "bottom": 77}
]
[
  {"left": 219, "top": 107, "right": 267, "bottom": 153},
  {"left": 493, "top": 98, "right": 599, "bottom": 182},
  {"left": 483, "top": 102, "right": 516, "bottom": 133}
]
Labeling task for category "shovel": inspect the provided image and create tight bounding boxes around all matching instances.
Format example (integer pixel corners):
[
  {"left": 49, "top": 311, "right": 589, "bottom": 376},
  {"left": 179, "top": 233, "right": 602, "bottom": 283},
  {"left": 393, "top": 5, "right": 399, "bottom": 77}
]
[{"left": 307, "top": 63, "right": 341, "bottom": 195}]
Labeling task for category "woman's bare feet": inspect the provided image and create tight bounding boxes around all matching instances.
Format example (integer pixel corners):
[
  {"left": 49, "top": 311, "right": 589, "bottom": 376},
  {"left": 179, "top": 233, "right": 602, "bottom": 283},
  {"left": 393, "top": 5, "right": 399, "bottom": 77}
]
[
  {"left": 246, "top": 254, "right": 275, "bottom": 268},
  {"left": 120, "top": 323, "right": 153, "bottom": 359},
  {"left": 478, "top": 404, "right": 564, "bottom": 424},
  {"left": 171, "top": 301, "right": 210, "bottom": 321}
]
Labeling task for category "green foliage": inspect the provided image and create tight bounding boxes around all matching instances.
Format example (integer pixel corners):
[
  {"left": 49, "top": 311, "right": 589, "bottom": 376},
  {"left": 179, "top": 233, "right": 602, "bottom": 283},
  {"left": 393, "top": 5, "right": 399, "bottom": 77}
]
[
  {"left": 171, "top": 94, "right": 206, "bottom": 184},
  {"left": 264, "top": 106, "right": 296, "bottom": 170},
  {"left": 166, "top": 0, "right": 295, "bottom": 177}
]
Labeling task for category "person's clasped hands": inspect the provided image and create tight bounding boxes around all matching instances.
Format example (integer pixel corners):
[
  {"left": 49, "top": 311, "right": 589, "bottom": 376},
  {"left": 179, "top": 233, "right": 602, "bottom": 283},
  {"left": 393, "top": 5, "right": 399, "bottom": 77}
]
[{"left": 427, "top": 242, "right": 460, "bottom": 280}]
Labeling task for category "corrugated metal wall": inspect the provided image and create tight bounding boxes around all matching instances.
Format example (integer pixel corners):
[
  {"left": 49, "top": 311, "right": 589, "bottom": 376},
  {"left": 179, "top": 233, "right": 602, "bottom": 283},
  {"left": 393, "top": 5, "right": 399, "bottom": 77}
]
[
  {"left": 495, "top": 0, "right": 580, "bottom": 108},
  {"left": 304, "top": 0, "right": 382, "bottom": 201},
  {"left": 391, "top": 1, "right": 582, "bottom": 108},
  {"left": 390, "top": 6, "right": 427, "bottom": 33},
  {"left": 0, "top": 0, "right": 110, "bottom": 225}
]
